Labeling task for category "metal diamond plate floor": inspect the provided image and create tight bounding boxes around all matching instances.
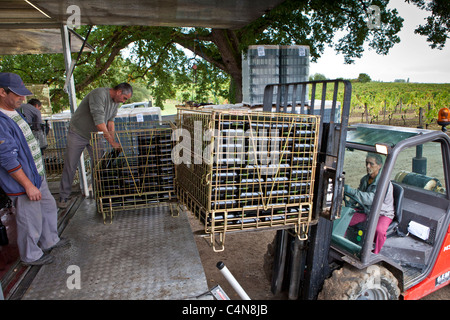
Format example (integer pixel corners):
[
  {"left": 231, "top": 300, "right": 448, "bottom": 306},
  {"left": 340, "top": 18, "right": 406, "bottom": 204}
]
[{"left": 21, "top": 199, "right": 211, "bottom": 300}]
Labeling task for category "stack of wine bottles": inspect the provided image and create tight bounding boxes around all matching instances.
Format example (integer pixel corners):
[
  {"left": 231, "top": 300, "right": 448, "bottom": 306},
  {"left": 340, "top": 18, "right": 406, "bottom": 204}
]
[
  {"left": 91, "top": 125, "right": 175, "bottom": 218},
  {"left": 176, "top": 108, "right": 320, "bottom": 238}
]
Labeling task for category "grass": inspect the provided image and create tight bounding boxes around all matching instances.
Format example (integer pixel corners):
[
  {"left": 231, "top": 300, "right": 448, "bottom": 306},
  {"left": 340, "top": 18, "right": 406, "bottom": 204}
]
[{"left": 161, "top": 100, "right": 181, "bottom": 115}]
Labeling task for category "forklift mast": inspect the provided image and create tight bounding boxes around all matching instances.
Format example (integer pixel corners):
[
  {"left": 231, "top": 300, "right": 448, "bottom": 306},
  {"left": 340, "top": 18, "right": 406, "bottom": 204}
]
[{"left": 263, "top": 80, "right": 352, "bottom": 299}]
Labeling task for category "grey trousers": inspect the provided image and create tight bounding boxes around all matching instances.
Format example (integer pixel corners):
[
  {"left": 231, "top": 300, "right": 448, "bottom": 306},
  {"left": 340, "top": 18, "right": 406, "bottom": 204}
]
[
  {"left": 11, "top": 176, "right": 60, "bottom": 263},
  {"left": 59, "top": 128, "right": 95, "bottom": 200}
]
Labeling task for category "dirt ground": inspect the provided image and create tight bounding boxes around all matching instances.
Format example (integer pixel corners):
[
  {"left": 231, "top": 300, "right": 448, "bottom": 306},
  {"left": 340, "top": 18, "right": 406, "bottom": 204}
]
[
  {"left": 187, "top": 213, "right": 284, "bottom": 300},
  {"left": 187, "top": 212, "right": 450, "bottom": 301}
]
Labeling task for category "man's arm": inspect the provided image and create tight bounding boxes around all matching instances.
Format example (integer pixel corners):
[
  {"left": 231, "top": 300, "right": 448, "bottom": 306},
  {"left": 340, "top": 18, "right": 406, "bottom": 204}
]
[
  {"left": 107, "top": 120, "right": 115, "bottom": 132},
  {"left": 0, "top": 125, "right": 41, "bottom": 201},
  {"left": 96, "top": 122, "right": 121, "bottom": 150},
  {"left": 10, "top": 169, "right": 41, "bottom": 201}
]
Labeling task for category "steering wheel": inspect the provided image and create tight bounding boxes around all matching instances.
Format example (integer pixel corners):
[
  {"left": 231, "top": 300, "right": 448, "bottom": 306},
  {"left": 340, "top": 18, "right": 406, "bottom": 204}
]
[
  {"left": 343, "top": 191, "right": 370, "bottom": 214},
  {"left": 342, "top": 191, "right": 371, "bottom": 244}
]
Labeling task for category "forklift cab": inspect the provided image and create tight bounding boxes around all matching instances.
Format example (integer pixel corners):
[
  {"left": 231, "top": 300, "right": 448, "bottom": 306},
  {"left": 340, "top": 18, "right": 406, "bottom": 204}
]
[
  {"left": 263, "top": 81, "right": 449, "bottom": 299},
  {"left": 330, "top": 124, "right": 450, "bottom": 295}
]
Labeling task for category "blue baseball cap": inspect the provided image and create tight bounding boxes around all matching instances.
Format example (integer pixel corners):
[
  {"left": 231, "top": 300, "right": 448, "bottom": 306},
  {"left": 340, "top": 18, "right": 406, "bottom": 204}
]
[{"left": 0, "top": 72, "right": 33, "bottom": 96}]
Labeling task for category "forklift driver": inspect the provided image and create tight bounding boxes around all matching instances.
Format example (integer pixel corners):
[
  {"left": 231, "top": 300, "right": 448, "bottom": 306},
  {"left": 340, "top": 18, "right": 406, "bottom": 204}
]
[{"left": 344, "top": 153, "right": 395, "bottom": 254}]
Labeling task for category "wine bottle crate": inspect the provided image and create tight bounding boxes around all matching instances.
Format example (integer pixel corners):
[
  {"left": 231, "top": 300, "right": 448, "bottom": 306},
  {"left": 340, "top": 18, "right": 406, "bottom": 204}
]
[
  {"left": 91, "top": 123, "right": 176, "bottom": 222},
  {"left": 175, "top": 108, "right": 320, "bottom": 250}
]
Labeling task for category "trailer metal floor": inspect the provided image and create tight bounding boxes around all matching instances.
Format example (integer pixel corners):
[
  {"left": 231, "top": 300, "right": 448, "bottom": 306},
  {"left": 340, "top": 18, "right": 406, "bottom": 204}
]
[{"left": 20, "top": 198, "right": 211, "bottom": 300}]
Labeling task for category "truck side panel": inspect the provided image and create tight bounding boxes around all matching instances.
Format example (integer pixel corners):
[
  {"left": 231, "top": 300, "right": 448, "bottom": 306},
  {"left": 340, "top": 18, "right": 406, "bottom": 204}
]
[{"left": 403, "top": 223, "right": 450, "bottom": 299}]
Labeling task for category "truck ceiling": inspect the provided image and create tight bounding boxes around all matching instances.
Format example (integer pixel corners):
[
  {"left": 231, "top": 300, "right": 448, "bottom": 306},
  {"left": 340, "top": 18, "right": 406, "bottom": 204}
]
[
  {"left": 0, "top": 0, "right": 285, "bottom": 54},
  {"left": 346, "top": 123, "right": 434, "bottom": 148}
]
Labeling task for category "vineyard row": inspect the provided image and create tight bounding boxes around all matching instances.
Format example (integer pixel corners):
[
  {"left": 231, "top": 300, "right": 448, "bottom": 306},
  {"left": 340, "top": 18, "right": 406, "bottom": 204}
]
[{"left": 311, "top": 82, "right": 450, "bottom": 123}]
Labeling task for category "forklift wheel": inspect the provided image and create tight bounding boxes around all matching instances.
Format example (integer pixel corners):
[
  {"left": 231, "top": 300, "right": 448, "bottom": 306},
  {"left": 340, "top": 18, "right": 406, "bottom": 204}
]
[{"left": 318, "top": 265, "right": 400, "bottom": 300}]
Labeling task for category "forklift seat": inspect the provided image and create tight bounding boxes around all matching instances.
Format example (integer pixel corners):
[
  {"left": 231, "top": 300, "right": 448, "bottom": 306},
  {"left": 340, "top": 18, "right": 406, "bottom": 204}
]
[{"left": 387, "top": 181, "right": 404, "bottom": 236}]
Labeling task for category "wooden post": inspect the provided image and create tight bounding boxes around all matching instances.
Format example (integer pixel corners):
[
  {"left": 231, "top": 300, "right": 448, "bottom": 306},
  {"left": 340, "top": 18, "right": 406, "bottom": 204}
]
[
  {"left": 419, "top": 107, "right": 423, "bottom": 127},
  {"left": 364, "top": 103, "right": 369, "bottom": 123}
]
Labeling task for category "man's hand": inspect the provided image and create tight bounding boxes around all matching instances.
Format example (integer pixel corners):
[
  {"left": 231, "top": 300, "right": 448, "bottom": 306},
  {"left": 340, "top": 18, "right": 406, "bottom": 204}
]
[
  {"left": 96, "top": 123, "right": 121, "bottom": 150},
  {"left": 10, "top": 168, "right": 42, "bottom": 201},
  {"left": 25, "top": 184, "right": 42, "bottom": 201},
  {"left": 344, "top": 184, "right": 356, "bottom": 196},
  {"left": 110, "top": 140, "right": 122, "bottom": 151}
]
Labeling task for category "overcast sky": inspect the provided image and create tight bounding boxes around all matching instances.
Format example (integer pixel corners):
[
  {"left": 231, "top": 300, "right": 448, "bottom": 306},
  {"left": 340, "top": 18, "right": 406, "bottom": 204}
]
[{"left": 309, "top": 1, "right": 450, "bottom": 83}]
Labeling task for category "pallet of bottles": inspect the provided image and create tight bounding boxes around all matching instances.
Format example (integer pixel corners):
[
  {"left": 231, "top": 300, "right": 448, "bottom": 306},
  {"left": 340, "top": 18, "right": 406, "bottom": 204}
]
[
  {"left": 91, "top": 123, "right": 175, "bottom": 222},
  {"left": 175, "top": 108, "right": 320, "bottom": 250}
]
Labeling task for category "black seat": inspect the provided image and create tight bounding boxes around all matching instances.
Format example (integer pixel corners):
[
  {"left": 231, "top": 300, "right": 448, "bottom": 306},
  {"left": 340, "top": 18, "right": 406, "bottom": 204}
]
[{"left": 387, "top": 181, "right": 404, "bottom": 236}]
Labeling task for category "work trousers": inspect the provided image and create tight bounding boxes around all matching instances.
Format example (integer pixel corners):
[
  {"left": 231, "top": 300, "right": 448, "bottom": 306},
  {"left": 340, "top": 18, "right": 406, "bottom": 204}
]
[
  {"left": 350, "top": 212, "right": 393, "bottom": 254},
  {"left": 59, "top": 128, "right": 95, "bottom": 200},
  {"left": 10, "top": 177, "right": 60, "bottom": 263}
]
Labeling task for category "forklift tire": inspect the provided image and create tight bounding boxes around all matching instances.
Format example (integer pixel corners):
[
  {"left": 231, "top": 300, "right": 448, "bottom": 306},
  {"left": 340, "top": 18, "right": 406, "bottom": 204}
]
[{"left": 318, "top": 265, "right": 400, "bottom": 300}]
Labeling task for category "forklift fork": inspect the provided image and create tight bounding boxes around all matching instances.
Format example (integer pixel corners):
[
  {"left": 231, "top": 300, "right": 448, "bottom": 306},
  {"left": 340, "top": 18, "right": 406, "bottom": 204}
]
[{"left": 264, "top": 80, "right": 351, "bottom": 299}]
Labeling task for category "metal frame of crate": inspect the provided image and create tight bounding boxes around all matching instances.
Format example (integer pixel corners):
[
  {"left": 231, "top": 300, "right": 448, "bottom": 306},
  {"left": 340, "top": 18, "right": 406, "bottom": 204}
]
[
  {"left": 175, "top": 108, "right": 320, "bottom": 251},
  {"left": 91, "top": 123, "right": 176, "bottom": 223},
  {"left": 43, "top": 118, "right": 90, "bottom": 183}
]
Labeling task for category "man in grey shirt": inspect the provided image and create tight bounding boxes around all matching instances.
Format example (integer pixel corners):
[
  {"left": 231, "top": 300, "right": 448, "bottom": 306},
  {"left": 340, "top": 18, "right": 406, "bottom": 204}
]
[
  {"left": 21, "top": 98, "right": 48, "bottom": 153},
  {"left": 58, "top": 83, "right": 132, "bottom": 208},
  {"left": 21, "top": 98, "right": 43, "bottom": 131}
]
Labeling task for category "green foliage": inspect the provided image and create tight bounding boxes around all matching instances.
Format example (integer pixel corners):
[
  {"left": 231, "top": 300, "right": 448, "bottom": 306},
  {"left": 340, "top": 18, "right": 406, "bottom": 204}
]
[
  {"left": 357, "top": 73, "right": 372, "bottom": 83},
  {"left": 313, "top": 81, "right": 450, "bottom": 124},
  {"left": 0, "top": 53, "right": 66, "bottom": 112},
  {"left": 240, "top": 0, "right": 403, "bottom": 63},
  {"left": 126, "top": 84, "right": 152, "bottom": 104},
  {"left": 0, "top": 0, "right": 408, "bottom": 112},
  {"left": 309, "top": 73, "right": 327, "bottom": 81},
  {"left": 408, "top": 0, "right": 450, "bottom": 49},
  {"left": 3, "top": 1, "right": 447, "bottom": 113}
]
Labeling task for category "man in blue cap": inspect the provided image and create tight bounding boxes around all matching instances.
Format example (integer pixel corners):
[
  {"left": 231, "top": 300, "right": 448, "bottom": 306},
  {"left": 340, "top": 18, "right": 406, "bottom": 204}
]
[{"left": 0, "top": 72, "right": 70, "bottom": 266}]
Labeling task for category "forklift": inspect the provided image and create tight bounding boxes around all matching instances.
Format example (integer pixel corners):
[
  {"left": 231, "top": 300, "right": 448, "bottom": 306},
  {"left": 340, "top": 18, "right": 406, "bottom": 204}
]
[{"left": 263, "top": 79, "right": 450, "bottom": 300}]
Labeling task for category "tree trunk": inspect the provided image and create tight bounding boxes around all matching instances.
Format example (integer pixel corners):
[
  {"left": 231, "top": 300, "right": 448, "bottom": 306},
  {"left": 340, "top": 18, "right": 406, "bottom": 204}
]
[
  {"left": 173, "top": 28, "right": 244, "bottom": 103},
  {"left": 210, "top": 29, "right": 243, "bottom": 103}
]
